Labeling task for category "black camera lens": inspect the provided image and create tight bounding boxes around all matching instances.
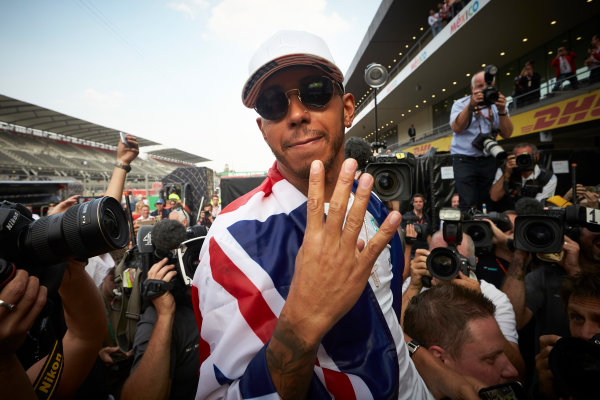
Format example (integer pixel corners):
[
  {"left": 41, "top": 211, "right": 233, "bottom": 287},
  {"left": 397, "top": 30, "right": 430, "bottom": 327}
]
[
  {"left": 376, "top": 171, "right": 395, "bottom": 192},
  {"left": 466, "top": 224, "right": 485, "bottom": 241},
  {"left": 427, "top": 247, "right": 460, "bottom": 281},
  {"left": 525, "top": 222, "right": 556, "bottom": 246},
  {"left": 19, "top": 196, "right": 128, "bottom": 265}
]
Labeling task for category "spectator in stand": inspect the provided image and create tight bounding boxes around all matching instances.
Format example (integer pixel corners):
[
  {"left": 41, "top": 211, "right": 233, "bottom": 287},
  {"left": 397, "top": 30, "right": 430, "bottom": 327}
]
[
  {"left": 138, "top": 204, "right": 155, "bottom": 222},
  {"left": 551, "top": 46, "right": 579, "bottom": 92},
  {"left": 408, "top": 124, "right": 416, "bottom": 142},
  {"left": 210, "top": 193, "right": 221, "bottom": 219},
  {"left": 151, "top": 198, "right": 170, "bottom": 220},
  {"left": 450, "top": 69, "right": 513, "bottom": 211},
  {"left": 404, "top": 284, "right": 519, "bottom": 387},
  {"left": 584, "top": 34, "right": 600, "bottom": 84},
  {"left": 513, "top": 61, "right": 541, "bottom": 108},
  {"left": 428, "top": 9, "right": 442, "bottom": 37},
  {"left": 438, "top": 2, "right": 451, "bottom": 24},
  {"left": 448, "top": 0, "right": 463, "bottom": 18},
  {"left": 489, "top": 143, "right": 557, "bottom": 211}
]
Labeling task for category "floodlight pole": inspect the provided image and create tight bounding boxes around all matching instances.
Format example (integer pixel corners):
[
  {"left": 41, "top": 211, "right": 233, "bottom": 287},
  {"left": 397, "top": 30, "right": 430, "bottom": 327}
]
[{"left": 374, "top": 87, "right": 379, "bottom": 145}]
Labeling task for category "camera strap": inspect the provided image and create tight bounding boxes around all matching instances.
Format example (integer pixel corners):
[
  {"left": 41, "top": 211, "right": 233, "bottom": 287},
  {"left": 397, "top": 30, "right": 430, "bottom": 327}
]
[{"left": 31, "top": 335, "right": 64, "bottom": 399}]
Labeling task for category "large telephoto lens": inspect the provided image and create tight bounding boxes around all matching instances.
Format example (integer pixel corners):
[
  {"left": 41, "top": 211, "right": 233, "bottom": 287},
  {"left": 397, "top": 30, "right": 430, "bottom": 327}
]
[
  {"left": 426, "top": 247, "right": 460, "bottom": 281},
  {"left": 19, "top": 196, "right": 128, "bottom": 265}
]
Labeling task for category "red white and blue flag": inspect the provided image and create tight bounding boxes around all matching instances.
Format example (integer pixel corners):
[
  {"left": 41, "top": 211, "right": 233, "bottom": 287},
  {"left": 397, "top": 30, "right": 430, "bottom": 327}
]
[{"left": 192, "top": 163, "right": 431, "bottom": 399}]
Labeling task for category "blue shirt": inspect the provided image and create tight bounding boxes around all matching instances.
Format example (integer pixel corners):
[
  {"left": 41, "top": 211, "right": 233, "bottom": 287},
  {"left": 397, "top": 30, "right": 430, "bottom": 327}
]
[{"left": 449, "top": 95, "right": 506, "bottom": 156}]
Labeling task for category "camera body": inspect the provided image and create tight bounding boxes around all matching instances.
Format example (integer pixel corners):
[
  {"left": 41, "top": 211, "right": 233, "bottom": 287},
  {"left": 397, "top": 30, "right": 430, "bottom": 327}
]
[
  {"left": 514, "top": 205, "right": 600, "bottom": 253},
  {"left": 515, "top": 152, "right": 535, "bottom": 172},
  {"left": 472, "top": 132, "right": 507, "bottom": 161},
  {"left": 0, "top": 198, "right": 128, "bottom": 289},
  {"left": 463, "top": 211, "right": 513, "bottom": 256},
  {"left": 481, "top": 64, "right": 499, "bottom": 106},
  {"left": 364, "top": 152, "right": 414, "bottom": 201},
  {"left": 403, "top": 214, "right": 428, "bottom": 244},
  {"left": 425, "top": 209, "right": 474, "bottom": 283}
]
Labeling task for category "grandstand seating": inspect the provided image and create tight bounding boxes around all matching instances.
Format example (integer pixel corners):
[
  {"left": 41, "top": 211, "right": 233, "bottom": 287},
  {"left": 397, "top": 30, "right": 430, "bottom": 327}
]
[{"left": 0, "top": 129, "right": 183, "bottom": 194}]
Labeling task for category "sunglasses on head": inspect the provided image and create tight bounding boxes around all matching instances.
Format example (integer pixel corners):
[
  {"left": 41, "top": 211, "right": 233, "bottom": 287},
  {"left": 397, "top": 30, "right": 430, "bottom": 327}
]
[{"left": 255, "top": 75, "right": 342, "bottom": 121}]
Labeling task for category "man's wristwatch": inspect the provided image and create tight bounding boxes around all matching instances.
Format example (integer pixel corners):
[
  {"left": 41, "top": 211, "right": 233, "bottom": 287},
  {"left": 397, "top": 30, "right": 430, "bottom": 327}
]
[
  {"left": 407, "top": 339, "right": 422, "bottom": 358},
  {"left": 115, "top": 162, "right": 131, "bottom": 173}
]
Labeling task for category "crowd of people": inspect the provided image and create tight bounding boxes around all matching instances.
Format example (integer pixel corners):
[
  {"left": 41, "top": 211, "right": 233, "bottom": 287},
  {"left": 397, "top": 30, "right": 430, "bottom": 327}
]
[
  {"left": 427, "top": 0, "right": 465, "bottom": 37},
  {"left": 1, "top": 29, "right": 600, "bottom": 400}
]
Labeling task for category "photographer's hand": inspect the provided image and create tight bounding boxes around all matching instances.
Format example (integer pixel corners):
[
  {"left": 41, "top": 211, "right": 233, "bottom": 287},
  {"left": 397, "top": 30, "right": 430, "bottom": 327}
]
[
  {"left": 117, "top": 133, "right": 139, "bottom": 166},
  {"left": 490, "top": 155, "right": 515, "bottom": 202},
  {"left": 405, "top": 223, "right": 417, "bottom": 240},
  {"left": 0, "top": 270, "right": 47, "bottom": 361},
  {"left": 495, "top": 92, "right": 514, "bottom": 139},
  {"left": 401, "top": 248, "right": 431, "bottom": 327},
  {"left": 536, "top": 334, "right": 560, "bottom": 399},
  {"left": 147, "top": 258, "right": 176, "bottom": 316},
  {"left": 0, "top": 270, "right": 45, "bottom": 400},
  {"left": 451, "top": 271, "right": 482, "bottom": 294},
  {"left": 48, "top": 194, "right": 80, "bottom": 216},
  {"left": 559, "top": 235, "right": 581, "bottom": 275}
]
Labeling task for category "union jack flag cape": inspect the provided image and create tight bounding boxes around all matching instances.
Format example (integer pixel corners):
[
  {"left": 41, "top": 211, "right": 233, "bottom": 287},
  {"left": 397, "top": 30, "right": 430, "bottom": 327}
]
[{"left": 192, "top": 163, "right": 432, "bottom": 399}]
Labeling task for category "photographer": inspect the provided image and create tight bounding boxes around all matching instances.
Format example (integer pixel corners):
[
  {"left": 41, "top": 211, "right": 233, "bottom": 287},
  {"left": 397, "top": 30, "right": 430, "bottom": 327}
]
[
  {"left": 404, "top": 284, "right": 519, "bottom": 387},
  {"left": 1, "top": 259, "right": 108, "bottom": 399},
  {"left": 401, "top": 193, "right": 431, "bottom": 258},
  {"left": 489, "top": 143, "right": 557, "bottom": 211},
  {"left": 534, "top": 270, "right": 600, "bottom": 399},
  {"left": 401, "top": 231, "right": 525, "bottom": 378},
  {"left": 450, "top": 68, "right": 514, "bottom": 211},
  {"left": 512, "top": 61, "right": 541, "bottom": 108},
  {"left": 121, "top": 220, "right": 200, "bottom": 400}
]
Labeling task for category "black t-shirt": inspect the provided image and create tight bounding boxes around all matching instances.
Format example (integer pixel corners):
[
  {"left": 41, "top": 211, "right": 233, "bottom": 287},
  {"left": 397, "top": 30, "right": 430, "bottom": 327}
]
[
  {"left": 132, "top": 303, "right": 200, "bottom": 399},
  {"left": 475, "top": 254, "right": 510, "bottom": 289},
  {"left": 401, "top": 210, "right": 430, "bottom": 256}
]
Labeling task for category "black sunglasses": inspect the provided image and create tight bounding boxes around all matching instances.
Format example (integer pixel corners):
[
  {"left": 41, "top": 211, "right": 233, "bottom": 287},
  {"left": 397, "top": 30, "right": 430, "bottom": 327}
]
[{"left": 255, "top": 76, "right": 342, "bottom": 121}]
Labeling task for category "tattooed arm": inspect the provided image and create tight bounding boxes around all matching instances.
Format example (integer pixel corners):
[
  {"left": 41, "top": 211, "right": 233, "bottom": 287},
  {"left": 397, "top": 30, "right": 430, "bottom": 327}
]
[{"left": 501, "top": 250, "right": 533, "bottom": 330}]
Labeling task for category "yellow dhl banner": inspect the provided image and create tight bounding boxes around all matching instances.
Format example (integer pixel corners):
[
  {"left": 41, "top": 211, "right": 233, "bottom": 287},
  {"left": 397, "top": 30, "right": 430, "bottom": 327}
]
[{"left": 403, "top": 89, "right": 600, "bottom": 155}]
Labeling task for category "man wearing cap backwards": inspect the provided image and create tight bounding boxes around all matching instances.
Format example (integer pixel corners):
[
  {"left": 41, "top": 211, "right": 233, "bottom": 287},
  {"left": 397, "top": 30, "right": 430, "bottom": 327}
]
[{"left": 192, "top": 30, "right": 481, "bottom": 399}]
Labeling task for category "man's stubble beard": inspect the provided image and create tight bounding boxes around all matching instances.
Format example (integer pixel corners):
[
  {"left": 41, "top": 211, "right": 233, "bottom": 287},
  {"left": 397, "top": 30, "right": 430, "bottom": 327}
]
[{"left": 270, "top": 115, "right": 345, "bottom": 180}]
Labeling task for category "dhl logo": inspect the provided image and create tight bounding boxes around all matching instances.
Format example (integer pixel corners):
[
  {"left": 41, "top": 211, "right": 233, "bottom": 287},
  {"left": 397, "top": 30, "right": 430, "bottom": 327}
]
[{"left": 519, "top": 92, "right": 600, "bottom": 134}]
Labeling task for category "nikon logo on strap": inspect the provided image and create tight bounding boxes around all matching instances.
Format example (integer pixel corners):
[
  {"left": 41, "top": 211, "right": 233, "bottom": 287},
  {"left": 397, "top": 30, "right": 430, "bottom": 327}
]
[{"left": 33, "top": 340, "right": 64, "bottom": 400}]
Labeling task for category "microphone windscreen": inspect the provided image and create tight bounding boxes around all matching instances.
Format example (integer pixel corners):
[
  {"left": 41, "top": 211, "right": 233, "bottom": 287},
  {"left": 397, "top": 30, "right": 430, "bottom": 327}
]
[
  {"left": 151, "top": 219, "right": 188, "bottom": 252},
  {"left": 515, "top": 197, "right": 544, "bottom": 216}
]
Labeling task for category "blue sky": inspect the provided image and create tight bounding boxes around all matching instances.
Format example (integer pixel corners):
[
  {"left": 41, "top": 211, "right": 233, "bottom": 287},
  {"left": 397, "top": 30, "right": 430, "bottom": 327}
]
[{"left": 0, "top": 0, "right": 381, "bottom": 172}]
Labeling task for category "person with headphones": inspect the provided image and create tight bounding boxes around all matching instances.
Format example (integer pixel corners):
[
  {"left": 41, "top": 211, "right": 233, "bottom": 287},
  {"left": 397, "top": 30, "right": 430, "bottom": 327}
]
[{"left": 401, "top": 193, "right": 431, "bottom": 258}]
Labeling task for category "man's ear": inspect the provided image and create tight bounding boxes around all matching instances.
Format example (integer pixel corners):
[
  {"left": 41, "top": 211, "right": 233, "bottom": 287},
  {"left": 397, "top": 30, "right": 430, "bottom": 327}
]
[
  {"left": 428, "top": 345, "right": 449, "bottom": 363},
  {"left": 343, "top": 93, "right": 356, "bottom": 127},
  {"left": 256, "top": 117, "right": 267, "bottom": 142}
]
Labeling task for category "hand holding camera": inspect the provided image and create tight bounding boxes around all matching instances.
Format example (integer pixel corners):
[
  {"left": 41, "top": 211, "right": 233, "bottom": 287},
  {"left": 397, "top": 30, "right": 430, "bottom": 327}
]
[
  {"left": 146, "top": 258, "right": 176, "bottom": 316},
  {"left": 408, "top": 248, "right": 432, "bottom": 292}
]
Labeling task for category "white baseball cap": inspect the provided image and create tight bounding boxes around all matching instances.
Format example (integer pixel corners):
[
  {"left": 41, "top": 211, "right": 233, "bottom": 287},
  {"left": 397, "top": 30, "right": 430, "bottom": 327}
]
[{"left": 241, "top": 30, "right": 344, "bottom": 108}]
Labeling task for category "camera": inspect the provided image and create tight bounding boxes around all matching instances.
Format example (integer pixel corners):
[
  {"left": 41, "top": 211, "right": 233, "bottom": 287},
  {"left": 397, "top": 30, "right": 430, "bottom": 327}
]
[
  {"left": 463, "top": 211, "right": 513, "bottom": 255},
  {"left": 472, "top": 132, "right": 507, "bottom": 161},
  {"left": 481, "top": 64, "right": 499, "bottom": 106},
  {"left": 137, "top": 221, "right": 206, "bottom": 299},
  {"left": 425, "top": 209, "right": 475, "bottom": 283},
  {"left": 514, "top": 205, "right": 600, "bottom": 253},
  {"left": 403, "top": 214, "right": 428, "bottom": 244},
  {"left": 364, "top": 152, "right": 414, "bottom": 201},
  {"left": 515, "top": 152, "right": 535, "bottom": 172},
  {"left": 549, "top": 334, "right": 600, "bottom": 399},
  {"left": 0, "top": 198, "right": 129, "bottom": 288}
]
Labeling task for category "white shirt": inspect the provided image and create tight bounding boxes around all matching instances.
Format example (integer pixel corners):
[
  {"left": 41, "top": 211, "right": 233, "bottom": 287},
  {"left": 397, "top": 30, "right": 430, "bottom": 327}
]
[{"left": 559, "top": 56, "right": 572, "bottom": 74}]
